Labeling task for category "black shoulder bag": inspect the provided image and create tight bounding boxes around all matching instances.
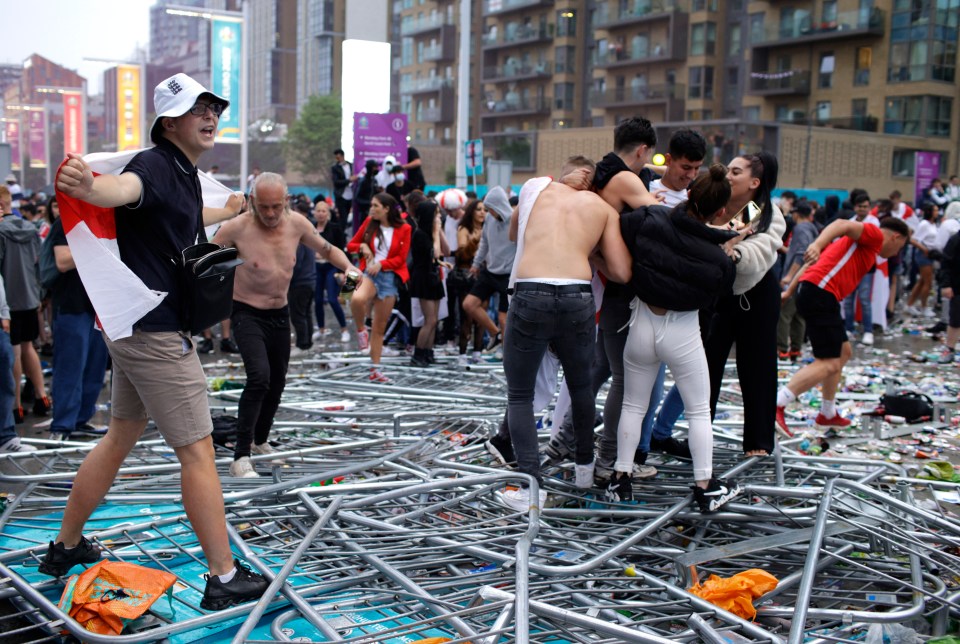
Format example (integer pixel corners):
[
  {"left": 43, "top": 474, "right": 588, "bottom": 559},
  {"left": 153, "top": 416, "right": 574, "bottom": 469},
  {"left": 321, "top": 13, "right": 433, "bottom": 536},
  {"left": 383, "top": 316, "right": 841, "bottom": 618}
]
[{"left": 177, "top": 174, "right": 243, "bottom": 335}]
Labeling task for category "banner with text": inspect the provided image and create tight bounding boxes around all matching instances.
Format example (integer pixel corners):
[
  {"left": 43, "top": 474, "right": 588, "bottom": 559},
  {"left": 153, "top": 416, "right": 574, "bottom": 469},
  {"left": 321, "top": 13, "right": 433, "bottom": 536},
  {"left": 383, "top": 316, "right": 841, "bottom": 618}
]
[
  {"left": 353, "top": 112, "right": 408, "bottom": 173},
  {"left": 5, "top": 119, "right": 20, "bottom": 171},
  {"left": 914, "top": 151, "right": 941, "bottom": 207},
  {"left": 63, "top": 91, "right": 85, "bottom": 157},
  {"left": 212, "top": 17, "right": 242, "bottom": 143},
  {"left": 117, "top": 64, "right": 142, "bottom": 151},
  {"left": 28, "top": 109, "right": 47, "bottom": 168}
]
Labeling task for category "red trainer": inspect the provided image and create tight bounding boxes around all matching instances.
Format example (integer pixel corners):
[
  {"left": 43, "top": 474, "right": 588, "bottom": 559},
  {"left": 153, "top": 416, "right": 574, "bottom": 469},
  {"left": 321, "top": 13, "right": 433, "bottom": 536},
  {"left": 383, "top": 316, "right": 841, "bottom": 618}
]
[
  {"left": 369, "top": 368, "right": 390, "bottom": 383},
  {"left": 357, "top": 329, "right": 370, "bottom": 351},
  {"left": 814, "top": 413, "right": 852, "bottom": 428},
  {"left": 775, "top": 406, "right": 793, "bottom": 437},
  {"left": 778, "top": 351, "right": 790, "bottom": 360}
]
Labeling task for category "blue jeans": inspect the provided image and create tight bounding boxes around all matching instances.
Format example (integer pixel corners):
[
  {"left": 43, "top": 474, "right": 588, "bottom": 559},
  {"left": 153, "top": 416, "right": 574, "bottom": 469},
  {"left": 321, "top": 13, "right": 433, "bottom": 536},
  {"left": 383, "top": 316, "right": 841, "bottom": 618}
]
[
  {"left": 498, "top": 284, "right": 596, "bottom": 484},
  {"left": 0, "top": 331, "right": 15, "bottom": 444},
  {"left": 645, "top": 383, "right": 685, "bottom": 451},
  {"left": 51, "top": 311, "right": 108, "bottom": 433},
  {"left": 843, "top": 272, "right": 873, "bottom": 332},
  {"left": 315, "top": 262, "right": 347, "bottom": 329}
]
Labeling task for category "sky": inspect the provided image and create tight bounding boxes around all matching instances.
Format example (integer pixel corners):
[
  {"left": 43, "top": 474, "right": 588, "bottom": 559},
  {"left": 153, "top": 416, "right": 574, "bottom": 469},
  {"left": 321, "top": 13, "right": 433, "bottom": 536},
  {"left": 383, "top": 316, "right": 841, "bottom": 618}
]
[{"left": 0, "top": 0, "right": 155, "bottom": 95}]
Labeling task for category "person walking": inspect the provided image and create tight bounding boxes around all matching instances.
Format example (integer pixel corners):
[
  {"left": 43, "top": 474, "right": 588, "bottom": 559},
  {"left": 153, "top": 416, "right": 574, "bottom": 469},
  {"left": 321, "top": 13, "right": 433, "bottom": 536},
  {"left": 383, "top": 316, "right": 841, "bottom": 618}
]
[{"left": 408, "top": 201, "right": 447, "bottom": 367}]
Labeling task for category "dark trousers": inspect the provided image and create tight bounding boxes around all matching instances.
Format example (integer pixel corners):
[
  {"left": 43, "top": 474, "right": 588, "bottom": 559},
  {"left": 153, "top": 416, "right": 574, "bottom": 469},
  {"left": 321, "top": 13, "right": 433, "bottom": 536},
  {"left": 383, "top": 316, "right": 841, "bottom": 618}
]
[
  {"left": 497, "top": 284, "right": 595, "bottom": 484},
  {"left": 231, "top": 301, "right": 291, "bottom": 458},
  {"left": 704, "top": 271, "right": 781, "bottom": 454},
  {"left": 335, "top": 197, "right": 352, "bottom": 222},
  {"left": 51, "top": 310, "right": 108, "bottom": 432},
  {"left": 315, "top": 262, "right": 347, "bottom": 329},
  {"left": 288, "top": 283, "right": 314, "bottom": 349}
]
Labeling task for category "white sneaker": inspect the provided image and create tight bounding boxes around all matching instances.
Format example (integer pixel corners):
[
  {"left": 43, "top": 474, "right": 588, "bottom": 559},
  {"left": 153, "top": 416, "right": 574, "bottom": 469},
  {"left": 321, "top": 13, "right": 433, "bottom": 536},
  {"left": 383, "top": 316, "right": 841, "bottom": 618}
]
[
  {"left": 289, "top": 347, "right": 311, "bottom": 359},
  {"left": 470, "top": 351, "right": 482, "bottom": 364},
  {"left": 595, "top": 461, "right": 657, "bottom": 481},
  {"left": 340, "top": 329, "right": 351, "bottom": 343},
  {"left": 861, "top": 331, "right": 874, "bottom": 346},
  {"left": 906, "top": 305, "right": 921, "bottom": 316},
  {"left": 457, "top": 354, "right": 469, "bottom": 367},
  {"left": 251, "top": 442, "right": 285, "bottom": 464},
  {"left": 0, "top": 436, "right": 36, "bottom": 453},
  {"left": 574, "top": 462, "right": 595, "bottom": 489},
  {"left": 229, "top": 456, "right": 259, "bottom": 478},
  {"left": 381, "top": 346, "right": 401, "bottom": 357},
  {"left": 499, "top": 487, "right": 548, "bottom": 513},
  {"left": 923, "top": 307, "right": 936, "bottom": 318}
]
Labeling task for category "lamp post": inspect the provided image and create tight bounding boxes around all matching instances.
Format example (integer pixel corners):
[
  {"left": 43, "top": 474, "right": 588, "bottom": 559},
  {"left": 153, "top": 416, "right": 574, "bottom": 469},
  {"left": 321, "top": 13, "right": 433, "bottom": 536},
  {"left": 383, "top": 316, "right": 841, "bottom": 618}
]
[{"left": 166, "top": 3, "right": 250, "bottom": 192}]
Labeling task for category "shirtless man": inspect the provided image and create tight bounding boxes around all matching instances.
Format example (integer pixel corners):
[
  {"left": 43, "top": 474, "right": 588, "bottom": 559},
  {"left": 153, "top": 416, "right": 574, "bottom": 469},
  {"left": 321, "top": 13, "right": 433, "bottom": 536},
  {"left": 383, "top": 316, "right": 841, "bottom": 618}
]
[
  {"left": 495, "top": 159, "right": 632, "bottom": 513},
  {"left": 213, "top": 172, "right": 360, "bottom": 477}
]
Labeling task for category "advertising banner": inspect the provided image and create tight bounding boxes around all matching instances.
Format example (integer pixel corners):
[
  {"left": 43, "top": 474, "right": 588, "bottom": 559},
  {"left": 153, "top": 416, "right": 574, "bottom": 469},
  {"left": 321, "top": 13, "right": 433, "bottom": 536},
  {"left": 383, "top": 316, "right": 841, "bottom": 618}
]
[
  {"left": 914, "top": 152, "right": 941, "bottom": 207},
  {"left": 353, "top": 112, "right": 408, "bottom": 173},
  {"left": 211, "top": 17, "right": 242, "bottom": 142},
  {"left": 28, "top": 109, "right": 47, "bottom": 168},
  {"left": 465, "top": 139, "right": 484, "bottom": 177},
  {"left": 117, "top": 64, "right": 141, "bottom": 151},
  {"left": 6, "top": 119, "right": 21, "bottom": 171},
  {"left": 63, "top": 91, "right": 85, "bottom": 157}
]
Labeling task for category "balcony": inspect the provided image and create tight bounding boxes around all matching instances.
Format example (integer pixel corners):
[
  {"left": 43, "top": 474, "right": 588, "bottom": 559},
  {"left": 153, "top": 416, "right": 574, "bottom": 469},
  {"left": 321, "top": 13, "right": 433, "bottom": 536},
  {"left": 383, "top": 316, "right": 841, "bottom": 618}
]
[
  {"left": 421, "top": 26, "right": 456, "bottom": 62},
  {"left": 482, "top": 0, "right": 553, "bottom": 17},
  {"left": 593, "top": 0, "right": 687, "bottom": 29},
  {"left": 593, "top": 42, "right": 683, "bottom": 68},
  {"left": 482, "top": 24, "right": 552, "bottom": 50},
  {"left": 400, "top": 13, "right": 453, "bottom": 36},
  {"left": 483, "top": 61, "right": 553, "bottom": 82},
  {"left": 779, "top": 114, "right": 879, "bottom": 133},
  {"left": 589, "top": 82, "right": 685, "bottom": 108},
  {"left": 399, "top": 76, "right": 455, "bottom": 95},
  {"left": 748, "top": 70, "right": 811, "bottom": 96},
  {"left": 753, "top": 8, "right": 885, "bottom": 49},
  {"left": 480, "top": 95, "right": 552, "bottom": 117}
]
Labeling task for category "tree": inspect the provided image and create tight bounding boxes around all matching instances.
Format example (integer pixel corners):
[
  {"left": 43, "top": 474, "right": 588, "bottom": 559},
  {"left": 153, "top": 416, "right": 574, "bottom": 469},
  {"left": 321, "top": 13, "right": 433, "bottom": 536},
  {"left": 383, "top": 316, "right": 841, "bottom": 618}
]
[{"left": 283, "top": 94, "right": 341, "bottom": 185}]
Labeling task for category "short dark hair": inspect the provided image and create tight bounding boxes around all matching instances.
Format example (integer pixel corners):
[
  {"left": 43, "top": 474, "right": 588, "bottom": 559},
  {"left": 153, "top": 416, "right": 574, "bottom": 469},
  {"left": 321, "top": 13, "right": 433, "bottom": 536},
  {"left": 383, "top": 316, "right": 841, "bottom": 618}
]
[
  {"left": 853, "top": 193, "right": 871, "bottom": 206},
  {"left": 614, "top": 117, "right": 657, "bottom": 154},
  {"left": 686, "top": 164, "right": 731, "bottom": 221},
  {"left": 880, "top": 216, "right": 909, "bottom": 238},
  {"left": 889, "top": 190, "right": 902, "bottom": 199},
  {"left": 667, "top": 129, "right": 706, "bottom": 162},
  {"left": 795, "top": 201, "right": 813, "bottom": 218},
  {"left": 334, "top": 148, "right": 345, "bottom": 156},
  {"left": 781, "top": 190, "right": 797, "bottom": 201}
]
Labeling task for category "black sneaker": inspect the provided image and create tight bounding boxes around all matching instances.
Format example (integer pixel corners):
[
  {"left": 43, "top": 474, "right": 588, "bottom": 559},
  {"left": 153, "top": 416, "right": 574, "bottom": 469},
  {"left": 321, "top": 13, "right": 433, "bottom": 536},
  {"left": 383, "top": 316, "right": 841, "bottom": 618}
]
[
  {"left": 926, "top": 321, "right": 948, "bottom": 334},
  {"left": 692, "top": 478, "right": 742, "bottom": 514},
  {"left": 38, "top": 536, "right": 102, "bottom": 577},
  {"left": 74, "top": 422, "right": 108, "bottom": 436},
  {"left": 220, "top": 338, "right": 241, "bottom": 354},
  {"left": 485, "top": 435, "right": 516, "bottom": 466},
  {"left": 484, "top": 332, "right": 503, "bottom": 353},
  {"left": 197, "top": 338, "right": 214, "bottom": 354},
  {"left": 605, "top": 472, "right": 633, "bottom": 503},
  {"left": 541, "top": 438, "right": 574, "bottom": 466},
  {"left": 650, "top": 436, "right": 692, "bottom": 459},
  {"left": 200, "top": 558, "right": 270, "bottom": 611}
]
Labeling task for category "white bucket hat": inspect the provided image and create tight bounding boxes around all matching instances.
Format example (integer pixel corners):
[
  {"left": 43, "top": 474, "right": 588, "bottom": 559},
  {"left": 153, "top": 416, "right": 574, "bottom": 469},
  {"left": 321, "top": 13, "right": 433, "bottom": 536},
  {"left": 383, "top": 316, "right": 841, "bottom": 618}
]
[{"left": 150, "top": 73, "right": 228, "bottom": 144}]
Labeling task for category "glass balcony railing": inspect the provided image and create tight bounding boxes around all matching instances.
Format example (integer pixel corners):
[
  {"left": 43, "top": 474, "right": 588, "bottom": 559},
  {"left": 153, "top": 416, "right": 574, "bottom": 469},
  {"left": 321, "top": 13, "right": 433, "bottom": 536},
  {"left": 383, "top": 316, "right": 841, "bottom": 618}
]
[
  {"left": 481, "top": 95, "right": 551, "bottom": 114},
  {"left": 593, "top": 0, "right": 686, "bottom": 28},
  {"left": 588, "top": 83, "right": 685, "bottom": 107},
  {"left": 399, "top": 77, "right": 454, "bottom": 93},
  {"left": 483, "top": 0, "right": 552, "bottom": 16},
  {"left": 748, "top": 70, "right": 811, "bottom": 95},
  {"left": 483, "top": 61, "right": 553, "bottom": 81},
  {"left": 482, "top": 24, "right": 551, "bottom": 47},
  {"left": 400, "top": 14, "right": 452, "bottom": 36},
  {"left": 754, "top": 8, "right": 885, "bottom": 45}
]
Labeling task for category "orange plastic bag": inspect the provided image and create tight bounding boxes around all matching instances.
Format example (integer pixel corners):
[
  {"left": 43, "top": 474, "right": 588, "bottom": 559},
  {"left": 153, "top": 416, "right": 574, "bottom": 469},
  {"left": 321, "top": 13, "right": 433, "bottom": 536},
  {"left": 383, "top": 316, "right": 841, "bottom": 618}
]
[
  {"left": 58, "top": 560, "right": 177, "bottom": 635},
  {"left": 687, "top": 569, "right": 778, "bottom": 620}
]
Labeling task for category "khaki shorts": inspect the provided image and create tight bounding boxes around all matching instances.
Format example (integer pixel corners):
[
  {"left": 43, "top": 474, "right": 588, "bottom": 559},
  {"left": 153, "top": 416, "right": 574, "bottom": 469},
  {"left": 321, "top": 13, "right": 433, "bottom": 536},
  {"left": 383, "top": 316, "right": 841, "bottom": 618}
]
[{"left": 104, "top": 330, "right": 213, "bottom": 448}]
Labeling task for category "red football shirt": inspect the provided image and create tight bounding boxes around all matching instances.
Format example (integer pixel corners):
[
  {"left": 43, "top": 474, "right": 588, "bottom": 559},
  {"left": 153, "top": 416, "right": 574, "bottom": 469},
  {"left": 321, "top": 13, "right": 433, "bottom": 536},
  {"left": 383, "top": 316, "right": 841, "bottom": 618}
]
[{"left": 800, "top": 223, "right": 882, "bottom": 301}]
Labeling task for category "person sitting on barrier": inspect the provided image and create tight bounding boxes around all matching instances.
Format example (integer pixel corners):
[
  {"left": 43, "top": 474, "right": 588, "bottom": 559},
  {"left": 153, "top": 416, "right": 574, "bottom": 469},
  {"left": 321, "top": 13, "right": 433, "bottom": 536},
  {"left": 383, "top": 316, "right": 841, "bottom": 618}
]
[
  {"left": 609, "top": 165, "right": 741, "bottom": 513},
  {"left": 777, "top": 217, "right": 910, "bottom": 434},
  {"left": 213, "top": 172, "right": 361, "bottom": 478}
]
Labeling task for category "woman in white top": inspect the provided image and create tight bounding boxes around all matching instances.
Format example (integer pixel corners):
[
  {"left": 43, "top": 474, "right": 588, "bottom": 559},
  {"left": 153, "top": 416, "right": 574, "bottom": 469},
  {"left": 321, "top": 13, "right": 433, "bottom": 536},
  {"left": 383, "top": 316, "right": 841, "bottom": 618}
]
[{"left": 906, "top": 204, "right": 941, "bottom": 317}]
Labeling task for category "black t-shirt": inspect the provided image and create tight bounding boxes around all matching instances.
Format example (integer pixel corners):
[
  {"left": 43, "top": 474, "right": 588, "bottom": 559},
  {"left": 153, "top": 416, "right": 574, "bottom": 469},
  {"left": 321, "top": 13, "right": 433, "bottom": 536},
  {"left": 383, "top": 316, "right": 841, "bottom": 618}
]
[
  {"left": 49, "top": 218, "right": 94, "bottom": 315},
  {"left": 406, "top": 147, "right": 426, "bottom": 191},
  {"left": 117, "top": 139, "right": 203, "bottom": 331}
]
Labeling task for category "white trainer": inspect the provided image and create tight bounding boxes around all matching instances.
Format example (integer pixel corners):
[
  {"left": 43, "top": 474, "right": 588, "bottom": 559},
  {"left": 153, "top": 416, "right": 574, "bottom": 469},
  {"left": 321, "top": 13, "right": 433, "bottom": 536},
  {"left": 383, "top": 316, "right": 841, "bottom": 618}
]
[
  {"left": 861, "top": 331, "right": 874, "bottom": 346},
  {"left": 574, "top": 462, "right": 595, "bottom": 489},
  {"left": 0, "top": 436, "right": 36, "bottom": 453},
  {"left": 499, "top": 487, "right": 548, "bottom": 513},
  {"left": 229, "top": 456, "right": 259, "bottom": 478},
  {"left": 251, "top": 442, "right": 286, "bottom": 464},
  {"left": 340, "top": 329, "right": 351, "bottom": 343}
]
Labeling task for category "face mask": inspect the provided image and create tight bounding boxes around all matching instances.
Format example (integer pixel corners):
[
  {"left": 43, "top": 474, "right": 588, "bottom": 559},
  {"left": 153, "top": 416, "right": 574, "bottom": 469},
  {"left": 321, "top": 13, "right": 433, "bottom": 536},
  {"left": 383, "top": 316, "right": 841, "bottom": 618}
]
[{"left": 394, "top": 173, "right": 405, "bottom": 183}]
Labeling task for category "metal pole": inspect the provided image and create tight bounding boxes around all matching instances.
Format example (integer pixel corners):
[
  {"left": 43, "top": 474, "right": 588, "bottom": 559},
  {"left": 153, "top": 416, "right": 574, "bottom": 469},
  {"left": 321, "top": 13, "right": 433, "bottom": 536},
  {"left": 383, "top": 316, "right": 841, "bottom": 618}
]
[
  {"left": 454, "top": 0, "right": 470, "bottom": 188},
  {"left": 43, "top": 108, "right": 50, "bottom": 187},
  {"left": 240, "top": 0, "right": 250, "bottom": 193}
]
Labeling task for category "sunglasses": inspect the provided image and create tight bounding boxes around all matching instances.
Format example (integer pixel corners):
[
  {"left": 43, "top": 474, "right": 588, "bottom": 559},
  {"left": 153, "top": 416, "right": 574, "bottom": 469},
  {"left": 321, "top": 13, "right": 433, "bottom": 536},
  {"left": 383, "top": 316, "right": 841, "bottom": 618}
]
[{"left": 188, "top": 102, "right": 224, "bottom": 117}]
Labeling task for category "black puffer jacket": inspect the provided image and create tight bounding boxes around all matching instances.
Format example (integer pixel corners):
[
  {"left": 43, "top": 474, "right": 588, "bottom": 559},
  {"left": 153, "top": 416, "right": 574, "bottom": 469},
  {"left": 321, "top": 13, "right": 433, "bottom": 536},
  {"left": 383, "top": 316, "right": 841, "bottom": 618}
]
[{"left": 620, "top": 203, "right": 738, "bottom": 312}]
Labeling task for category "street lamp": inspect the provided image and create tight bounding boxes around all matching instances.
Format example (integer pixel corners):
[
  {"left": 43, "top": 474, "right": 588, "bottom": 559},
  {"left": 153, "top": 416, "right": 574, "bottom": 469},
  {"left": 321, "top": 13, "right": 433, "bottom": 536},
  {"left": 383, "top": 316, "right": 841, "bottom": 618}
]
[{"left": 166, "top": 3, "right": 250, "bottom": 192}]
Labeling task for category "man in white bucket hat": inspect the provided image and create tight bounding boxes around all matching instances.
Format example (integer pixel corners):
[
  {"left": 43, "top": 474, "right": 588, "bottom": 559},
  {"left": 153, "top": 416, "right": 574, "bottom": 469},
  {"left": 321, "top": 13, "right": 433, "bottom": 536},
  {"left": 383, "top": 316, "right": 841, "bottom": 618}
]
[{"left": 50, "top": 74, "right": 269, "bottom": 610}]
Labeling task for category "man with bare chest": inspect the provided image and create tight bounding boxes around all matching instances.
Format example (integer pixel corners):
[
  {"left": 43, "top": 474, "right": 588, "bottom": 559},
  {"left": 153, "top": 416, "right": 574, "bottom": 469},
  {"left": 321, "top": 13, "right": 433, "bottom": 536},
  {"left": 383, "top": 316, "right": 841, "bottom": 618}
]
[{"left": 213, "top": 172, "right": 360, "bottom": 477}]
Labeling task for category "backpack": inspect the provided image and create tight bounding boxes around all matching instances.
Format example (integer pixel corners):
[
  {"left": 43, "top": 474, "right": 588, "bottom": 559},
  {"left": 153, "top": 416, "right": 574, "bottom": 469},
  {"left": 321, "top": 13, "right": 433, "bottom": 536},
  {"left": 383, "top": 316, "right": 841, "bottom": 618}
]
[{"left": 39, "top": 233, "right": 61, "bottom": 290}]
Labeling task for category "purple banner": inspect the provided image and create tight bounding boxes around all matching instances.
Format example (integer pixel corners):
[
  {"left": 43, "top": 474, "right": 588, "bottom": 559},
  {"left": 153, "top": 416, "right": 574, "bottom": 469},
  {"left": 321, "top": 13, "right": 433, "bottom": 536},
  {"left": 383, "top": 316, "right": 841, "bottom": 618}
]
[
  {"left": 6, "top": 120, "right": 20, "bottom": 171},
  {"left": 353, "top": 113, "right": 408, "bottom": 175},
  {"left": 915, "top": 151, "right": 941, "bottom": 207},
  {"left": 28, "top": 109, "right": 47, "bottom": 169}
]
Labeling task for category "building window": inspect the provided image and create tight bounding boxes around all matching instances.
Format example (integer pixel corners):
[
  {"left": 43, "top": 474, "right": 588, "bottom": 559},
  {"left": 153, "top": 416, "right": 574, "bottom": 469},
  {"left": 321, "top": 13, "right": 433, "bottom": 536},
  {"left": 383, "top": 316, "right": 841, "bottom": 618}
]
[
  {"left": 727, "top": 67, "right": 739, "bottom": 91},
  {"left": 852, "top": 98, "right": 867, "bottom": 118},
  {"left": 690, "top": 22, "right": 717, "bottom": 56},
  {"left": 927, "top": 96, "right": 952, "bottom": 136},
  {"left": 892, "top": 149, "right": 918, "bottom": 177},
  {"left": 889, "top": 41, "right": 929, "bottom": 82},
  {"left": 555, "top": 46, "right": 576, "bottom": 74},
  {"left": 692, "top": 0, "right": 718, "bottom": 11},
  {"left": 932, "top": 39, "right": 957, "bottom": 82},
  {"left": 555, "top": 82, "right": 575, "bottom": 110},
  {"left": 822, "top": 0, "right": 837, "bottom": 25},
  {"left": 557, "top": 9, "right": 576, "bottom": 37},
  {"left": 816, "top": 100, "right": 832, "bottom": 122},
  {"left": 819, "top": 53, "right": 835, "bottom": 88},
  {"left": 728, "top": 24, "right": 742, "bottom": 56},
  {"left": 884, "top": 95, "right": 924, "bottom": 135},
  {"left": 749, "top": 13, "right": 765, "bottom": 43},
  {"left": 688, "top": 66, "right": 714, "bottom": 99},
  {"left": 744, "top": 105, "right": 761, "bottom": 121},
  {"left": 854, "top": 47, "right": 871, "bottom": 86},
  {"left": 775, "top": 104, "right": 790, "bottom": 122}
]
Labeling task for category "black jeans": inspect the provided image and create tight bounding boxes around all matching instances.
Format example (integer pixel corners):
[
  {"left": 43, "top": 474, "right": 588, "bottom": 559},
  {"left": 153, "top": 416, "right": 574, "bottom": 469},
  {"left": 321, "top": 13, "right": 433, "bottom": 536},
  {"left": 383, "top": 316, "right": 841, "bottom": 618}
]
[
  {"left": 231, "top": 301, "right": 291, "bottom": 459},
  {"left": 498, "top": 283, "right": 595, "bottom": 484},
  {"left": 288, "top": 283, "right": 315, "bottom": 349}
]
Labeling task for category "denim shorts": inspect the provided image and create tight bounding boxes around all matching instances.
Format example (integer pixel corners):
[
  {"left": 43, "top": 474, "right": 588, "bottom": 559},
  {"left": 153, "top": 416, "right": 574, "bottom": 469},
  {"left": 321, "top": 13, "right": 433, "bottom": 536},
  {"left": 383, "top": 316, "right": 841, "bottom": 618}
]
[{"left": 370, "top": 270, "right": 399, "bottom": 300}]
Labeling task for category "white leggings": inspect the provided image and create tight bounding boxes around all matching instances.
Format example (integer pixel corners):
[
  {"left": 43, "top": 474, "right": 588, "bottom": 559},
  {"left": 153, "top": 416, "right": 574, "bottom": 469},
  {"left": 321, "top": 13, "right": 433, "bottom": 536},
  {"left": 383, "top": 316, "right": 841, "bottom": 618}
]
[{"left": 616, "top": 299, "right": 713, "bottom": 481}]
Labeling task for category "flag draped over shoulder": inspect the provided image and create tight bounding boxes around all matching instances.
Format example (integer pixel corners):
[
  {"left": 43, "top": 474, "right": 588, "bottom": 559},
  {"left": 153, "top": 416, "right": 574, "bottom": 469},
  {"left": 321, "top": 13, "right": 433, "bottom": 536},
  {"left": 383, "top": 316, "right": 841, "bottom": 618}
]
[{"left": 54, "top": 150, "right": 235, "bottom": 341}]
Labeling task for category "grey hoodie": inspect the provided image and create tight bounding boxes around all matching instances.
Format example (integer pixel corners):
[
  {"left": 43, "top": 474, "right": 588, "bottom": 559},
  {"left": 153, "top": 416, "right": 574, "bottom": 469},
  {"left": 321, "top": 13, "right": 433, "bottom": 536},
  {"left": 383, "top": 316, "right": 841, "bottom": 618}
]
[
  {"left": 0, "top": 215, "right": 41, "bottom": 310},
  {"left": 473, "top": 186, "right": 516, "bottom": 275}
]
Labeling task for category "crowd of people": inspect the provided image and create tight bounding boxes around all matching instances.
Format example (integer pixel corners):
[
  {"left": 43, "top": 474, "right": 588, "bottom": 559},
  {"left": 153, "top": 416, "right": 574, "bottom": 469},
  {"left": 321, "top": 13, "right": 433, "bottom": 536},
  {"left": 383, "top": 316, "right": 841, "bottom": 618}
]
[{"left": 5, "top": 71, "right": 960, "bottom": 614}]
